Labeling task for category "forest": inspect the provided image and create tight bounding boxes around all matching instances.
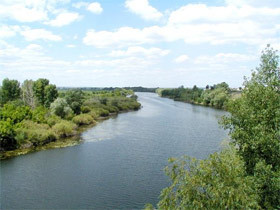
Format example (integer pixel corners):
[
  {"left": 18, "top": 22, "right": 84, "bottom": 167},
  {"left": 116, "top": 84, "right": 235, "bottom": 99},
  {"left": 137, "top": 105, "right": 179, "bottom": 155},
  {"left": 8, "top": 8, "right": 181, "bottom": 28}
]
[{"left": 0, "top": 80, "right": 141, "bottom": 159}]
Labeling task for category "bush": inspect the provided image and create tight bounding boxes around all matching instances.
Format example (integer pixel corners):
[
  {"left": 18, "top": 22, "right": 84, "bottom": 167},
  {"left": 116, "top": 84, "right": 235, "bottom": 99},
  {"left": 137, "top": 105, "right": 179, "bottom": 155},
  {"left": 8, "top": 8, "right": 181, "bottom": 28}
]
[
  {"left": 0, "top": 119, "right": 17, "bottom": 150},
  {"left": 72, "top": 114, "right": 95, "bottom": 125},
  {"left": 50, "top": 98, "right": 73, "bottom": 119},
  {"left": 81, "top": 105, "right": 91, "bottom": 113},
  {"left": 52, "top": 120, "right": 77, "bottom": 138},
  {"left": 103, "top": 105, "right": 119, "bottom": 113},
  {"left": 0, "top": 103, "right": 32, "bottom": 124},
  {"left": 94, "top": 108, "right": 109, "bottom": 117},
  {"left": 46, "top": 115, "right": 62, "bottom": 127},
  {"left": 32, "top": 106, "right": 48, "bottom": 123},
  {"left": 15, "top": 120, "right": 57, "bottom": 146},
  {"left": 88, "top": 111, "right": 98, "bottom": 119}
]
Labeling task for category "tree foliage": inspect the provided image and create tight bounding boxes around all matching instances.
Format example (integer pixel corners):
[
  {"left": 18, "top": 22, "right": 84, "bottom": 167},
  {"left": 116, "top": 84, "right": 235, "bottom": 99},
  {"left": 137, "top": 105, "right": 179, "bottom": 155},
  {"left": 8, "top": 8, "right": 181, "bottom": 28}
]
[
  {"left": 154, "top": 45, "right": 280, "bottom": 210},
  {"left": 161, "top": 82, "right": 230, "bottom": 109},
  {"left": 33, "top": 79, "right": 58, "bottom": 107},
  {"left": 222, "top": 45, "right": 280, "bottom": 208},
  {"left": 50, "top": 98, "right": 73, "bottom": 119},
  {"left": 156, "top": 148, "right": 260, "bottom": 210},
  {"left": 0, "top": 78, "right": 21, "bottom": 105},
  {"left": 64, "top": 89, "right": 84, "bottom": 114}
]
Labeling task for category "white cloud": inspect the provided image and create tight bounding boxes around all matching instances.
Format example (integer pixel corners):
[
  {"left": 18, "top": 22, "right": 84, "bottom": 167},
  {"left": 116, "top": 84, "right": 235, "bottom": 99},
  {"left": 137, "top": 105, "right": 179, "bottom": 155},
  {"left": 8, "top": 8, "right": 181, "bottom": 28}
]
[
  {"left": 0, "top": 0, "right": 71, "bottom": 22},
  {"left": 0, "top": 43, "right": 69, "bottom": 72},
  {"left": 72, "top": 1, "right": 103, "bottom": 14},
  {"left": 87, "top": 2, "right": 103, "bottom": 14},
  {"left": 168, "top": 4, "right": 280, "bottom": 25},
  {"left": 125, "top": 0, "right": 163, "bottom": 21},
  {"left": 72, "top": 1, "right": 89, "bottom": 9},
  {"left": 84, "top": 2, "right": 280, "bottom": 48},
  {"left": 110, "top": 46, "right": 169, "bottom": 57},
  {"left": 83, "top": 26, "right": 160, "bottom": 48},
  {"left": 0, "top": 4, "right": 48, "bottom": 22},
  {"left": 225, "top": 0, "right": 280, "bottom": 8},
  {"left": 45, "top": 12, "right": 81, "bottom": 27},
  {"left": 66, "top": 44, "right": 76, "bottom": 48},
  {"left": 0, "top": 25, "right": 20, "bottom": 38},
  {"left": 20, "top": 28, "right": 62, "bottom": 41},
  {"left": 174, "top": 55, "right": 189, "bottom": 63},
  {"left": 194, "top": 53, "right": 256, "bottom": 64}
]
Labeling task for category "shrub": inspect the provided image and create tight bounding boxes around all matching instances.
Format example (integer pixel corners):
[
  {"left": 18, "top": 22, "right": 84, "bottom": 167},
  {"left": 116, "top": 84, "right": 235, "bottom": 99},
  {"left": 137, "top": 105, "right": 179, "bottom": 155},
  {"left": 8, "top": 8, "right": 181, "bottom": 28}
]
[
  {"left": 103, "top": 105, "right": 119, "bottom": 113},
  {"left": 81, "top": 105, "right": 91, "bottom": 113},
  {"left": 50, "top": 98, "right": 73, "bottom": 119},
  {"left": 0, "top": 119, "right": 17, "bottom": 150},
  {"left": 88, "top": 111, "right": 98, "bottom": 119},
  {"left": 52, "top": 120, "right": 77, "bottom": 138},
  {"left": 15, "top": 120, "right": 57, "bottom": 146},
  {"left": 46, "top": 115, "right": 62, "bottom": 127},
  {"left": 94, "top": 108, "right": 109, "bottom": 117},
  {"left": 72, "top": 114, "right": 95, "bottom": 125},
  {"left": 32, "top": 106, "right": 48, "bottom": 123},
  {"left": 0, "top": 103, "right": 32, "bottom": 124}
]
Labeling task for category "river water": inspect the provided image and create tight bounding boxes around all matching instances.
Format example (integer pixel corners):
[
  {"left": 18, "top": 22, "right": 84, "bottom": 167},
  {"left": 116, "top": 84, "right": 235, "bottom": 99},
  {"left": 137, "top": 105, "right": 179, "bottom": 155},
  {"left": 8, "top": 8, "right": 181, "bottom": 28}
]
[{"left": 0, "top": 93, "right": 228, "bottom": 209}]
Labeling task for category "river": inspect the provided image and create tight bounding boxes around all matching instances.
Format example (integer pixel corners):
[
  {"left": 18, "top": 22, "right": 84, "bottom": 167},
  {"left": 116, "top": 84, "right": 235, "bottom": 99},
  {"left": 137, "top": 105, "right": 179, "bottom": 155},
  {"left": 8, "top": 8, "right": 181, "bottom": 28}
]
[{"left": 0, "top": 92, "right": 228, "bottom": 209}]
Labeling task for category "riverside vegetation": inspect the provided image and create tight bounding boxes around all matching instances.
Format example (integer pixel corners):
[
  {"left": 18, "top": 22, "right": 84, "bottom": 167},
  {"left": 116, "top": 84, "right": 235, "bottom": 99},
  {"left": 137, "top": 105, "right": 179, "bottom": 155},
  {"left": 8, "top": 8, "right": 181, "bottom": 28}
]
[
  {"left": 146, "top": 45, "right": 280, "bottom": 210},
  {"left": 0, "top": 80, "right": 141, "bottom": 159},
  {"left": 158, "top": 82, "right": 235, "bottom": 110}
]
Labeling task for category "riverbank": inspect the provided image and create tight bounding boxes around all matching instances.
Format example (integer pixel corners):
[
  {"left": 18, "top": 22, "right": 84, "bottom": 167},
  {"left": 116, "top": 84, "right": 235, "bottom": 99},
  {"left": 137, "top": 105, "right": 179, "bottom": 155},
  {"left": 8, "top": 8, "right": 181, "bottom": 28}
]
[
  {"left": 0, "top": 111, "right": 137, "bottom": 160},
  {"left": 157, "top": 84, "right": 241, "bottom": 110},
  {"left": 160, "top": 95, "right": 225, "bottom": 110},
  {"left": 0, "top": 82, "right": 141, "bottom": 160}
]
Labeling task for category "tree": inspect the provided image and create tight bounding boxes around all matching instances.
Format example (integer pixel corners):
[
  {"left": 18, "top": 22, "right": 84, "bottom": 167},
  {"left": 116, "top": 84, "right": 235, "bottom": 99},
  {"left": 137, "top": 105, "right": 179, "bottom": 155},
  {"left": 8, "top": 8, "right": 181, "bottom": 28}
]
[
  {"left": 44, "top": 84, "right": 58, "bottom": 107},
  {"left": 21, "top": 80, "right": 36, "bottom": 108},
  {"left": 215, "top": 82, "right": 229, "bottom": 91},
  {"left": 155, "top": 147, "right": 260, "bottom": 210},
  {"left": 50, "top": 98, "right": 73, "bottom": 119},
  {"left": 33, "top": 79, "right": 58, "bottom": 107},
  {"left": 0, "top": 78, "right": 21, "bottom": 105},
  {"left": 64, "top": 89, "right": 84, "bottom": 114},
  {"left": 222, "top": 45, "right": 280, "bottom": 208},
  {"left": 33, "top": 78, "right": 49, "bottom": 106},
  {"left": 0, "top": 103, "right": 32, "bottom": 150}
]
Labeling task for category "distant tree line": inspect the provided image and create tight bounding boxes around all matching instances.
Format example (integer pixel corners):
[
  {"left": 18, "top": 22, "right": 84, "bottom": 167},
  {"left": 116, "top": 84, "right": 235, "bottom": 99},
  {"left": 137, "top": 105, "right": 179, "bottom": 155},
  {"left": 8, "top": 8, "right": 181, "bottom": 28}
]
[
  {"left": 160, "top": 82, "right": 230, "bottom": 109},
  {"left": 58, "top": 86, "right": 157, "bottom": 93}
]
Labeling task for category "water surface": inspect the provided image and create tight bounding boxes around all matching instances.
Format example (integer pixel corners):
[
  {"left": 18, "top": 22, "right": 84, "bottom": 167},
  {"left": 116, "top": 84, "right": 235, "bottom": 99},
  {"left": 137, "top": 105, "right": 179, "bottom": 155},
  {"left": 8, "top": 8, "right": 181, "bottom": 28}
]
[{"left": 1, "top": 93, "right": 228, "bottom": 209}]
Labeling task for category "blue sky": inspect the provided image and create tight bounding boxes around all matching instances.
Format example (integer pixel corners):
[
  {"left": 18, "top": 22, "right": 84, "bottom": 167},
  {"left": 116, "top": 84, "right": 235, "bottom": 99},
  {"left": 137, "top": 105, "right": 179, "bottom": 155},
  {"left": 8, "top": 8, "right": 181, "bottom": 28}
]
[{"left": 0, "top": 0, "right": 280, "bottom": 87}]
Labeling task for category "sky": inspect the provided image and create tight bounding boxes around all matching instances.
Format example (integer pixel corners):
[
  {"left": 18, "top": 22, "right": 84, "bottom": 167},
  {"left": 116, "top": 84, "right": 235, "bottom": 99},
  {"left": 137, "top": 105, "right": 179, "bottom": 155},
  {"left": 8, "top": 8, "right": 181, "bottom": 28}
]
[{"left": 0, "top": 0, "right": 280, "bottom": 88}]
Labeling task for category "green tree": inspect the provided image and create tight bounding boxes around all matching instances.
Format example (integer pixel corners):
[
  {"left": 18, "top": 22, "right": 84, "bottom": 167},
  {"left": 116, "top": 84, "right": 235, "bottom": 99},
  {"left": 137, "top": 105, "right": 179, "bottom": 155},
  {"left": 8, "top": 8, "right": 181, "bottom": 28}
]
[
  {"left": 44, "top": 84, "right": 58, "bottom": 107},
  {"left": 50, "top": 98, "right": 73, "bottom": 119},
  {"left": 33, "top": 79, "right": 58, "bottom": 107},
  {"left": 0, "top": 78, "right": 21, "bottom": 105},
  {"left": 64, "top": 89, "right": 84, "bottom": 114},
  {"left": 0, "top": 103, "right": 32, "bottom": 150},
  {"left": 222, "top": 45, "right": 280, "bottom": 208},
  {"left": 33, "top": 78, "right": 49, "bottom": 106},
  {"left": 155, "top": 147, "right": 260, "bottom": 210}
]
